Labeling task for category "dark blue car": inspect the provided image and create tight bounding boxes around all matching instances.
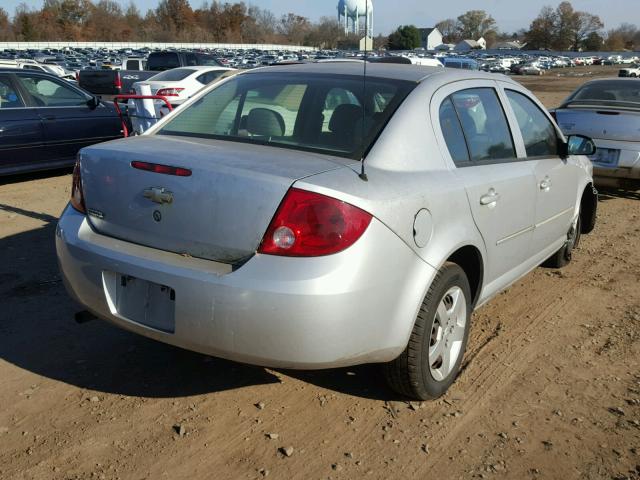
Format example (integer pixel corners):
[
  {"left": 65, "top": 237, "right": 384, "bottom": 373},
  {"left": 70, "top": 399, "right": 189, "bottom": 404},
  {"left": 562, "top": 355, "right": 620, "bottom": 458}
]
[{"left": 0, "top": 69, "right": 122, "bottom": 175}]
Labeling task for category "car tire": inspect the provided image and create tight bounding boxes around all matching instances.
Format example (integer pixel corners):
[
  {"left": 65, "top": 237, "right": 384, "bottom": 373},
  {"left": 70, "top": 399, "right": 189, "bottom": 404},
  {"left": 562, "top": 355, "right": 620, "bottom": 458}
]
[
  {"left": 542, "top": 213, "right": 582, "bottom": 268},
  {"left": 384, "top": 262, "right": 472, "bottom": 400}
]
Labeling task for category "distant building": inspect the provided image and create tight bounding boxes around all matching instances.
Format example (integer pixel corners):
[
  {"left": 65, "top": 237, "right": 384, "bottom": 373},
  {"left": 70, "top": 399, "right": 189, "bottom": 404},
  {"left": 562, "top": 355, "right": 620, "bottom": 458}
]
[
  {"left": 418, "top": 27, "right": 443, "bottom": 51},
  {"left": 454, "top": 37, "right": 487, "bottom": 52}
]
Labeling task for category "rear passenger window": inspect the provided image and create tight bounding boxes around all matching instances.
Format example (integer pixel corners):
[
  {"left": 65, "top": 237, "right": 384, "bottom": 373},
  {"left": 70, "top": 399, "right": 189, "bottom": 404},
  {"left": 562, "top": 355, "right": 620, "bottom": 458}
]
[
  {"left": 439, "top": 98, "right": 470, "bottom": 165},
  {"left": 450, "top": 88, "right": 515, "bottom": 162},
  {"left": 506, "top": 90, "right": 559, "bottom": 157},
  {"left": 17, "top": 76, "right": 87, "bottom": 107}
]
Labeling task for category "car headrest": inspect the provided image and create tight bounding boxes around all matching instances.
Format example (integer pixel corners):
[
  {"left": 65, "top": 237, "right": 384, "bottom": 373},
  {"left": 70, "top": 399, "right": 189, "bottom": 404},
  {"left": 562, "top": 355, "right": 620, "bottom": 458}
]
[
  {"left": 246, "top": 108, "right": 285, "bottom": 137},
  {"left": 329, "top": 104, "right": 363, "bottom": 133}
]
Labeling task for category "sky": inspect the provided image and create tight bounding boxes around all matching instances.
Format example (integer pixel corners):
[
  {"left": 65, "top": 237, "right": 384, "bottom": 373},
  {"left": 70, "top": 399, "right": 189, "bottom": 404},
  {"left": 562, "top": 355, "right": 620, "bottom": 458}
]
[{"left": 2, "top": 0, "right": 636, "bottom": 35}]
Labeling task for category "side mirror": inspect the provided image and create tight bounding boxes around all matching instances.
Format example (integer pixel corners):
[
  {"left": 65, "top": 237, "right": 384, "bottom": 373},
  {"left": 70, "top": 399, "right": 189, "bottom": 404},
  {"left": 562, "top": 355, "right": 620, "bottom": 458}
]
[
  {"left": 560, "top": 135, "right": 596, "bottom": 158},
  {"left": 87, "top": 96, "right": 100, "bottom": 110}
]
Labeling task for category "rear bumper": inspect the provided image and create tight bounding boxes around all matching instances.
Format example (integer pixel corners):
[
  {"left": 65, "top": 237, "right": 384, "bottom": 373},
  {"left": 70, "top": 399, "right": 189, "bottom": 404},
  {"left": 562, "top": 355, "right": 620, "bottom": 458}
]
[
  {"left": 56, "top": 206, "right": 434, "bottom": 369},
  {"left": 593, "top": 167, "right": 640, "bottom": 189},
  {"left": 593, "top": 142, "right": 640, "bottom": 189}
]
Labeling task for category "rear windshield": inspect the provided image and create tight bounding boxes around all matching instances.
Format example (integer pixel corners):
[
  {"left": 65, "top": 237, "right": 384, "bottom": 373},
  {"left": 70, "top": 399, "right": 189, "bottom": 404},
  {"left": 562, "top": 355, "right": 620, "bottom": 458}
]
[
  {"left": 157, "top": 72, "right": 415, "bottom": 160},
  {"left": 147, "top": 52, "right": 180, "bottom": 71},
  {"left": 149, "top": 68, "right": 195, "bottom": 81},
  {"left": 195, "top": 53, "right": 222, "bottom": 67},
  {"left": 567, "top": 81, "right": 640, "bottom": 107}
]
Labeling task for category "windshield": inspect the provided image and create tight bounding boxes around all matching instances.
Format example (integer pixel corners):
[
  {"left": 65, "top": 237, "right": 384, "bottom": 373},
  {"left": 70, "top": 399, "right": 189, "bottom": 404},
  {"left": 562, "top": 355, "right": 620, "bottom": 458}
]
[
  {"left": 149, "top": 68, "right": 195, "bottom": 81},
  {"left": 157, "top": 72, "right": 415, "bottom": 160},
  {"left": 567, "top": 80, "right": 640, "bottom": 107}
]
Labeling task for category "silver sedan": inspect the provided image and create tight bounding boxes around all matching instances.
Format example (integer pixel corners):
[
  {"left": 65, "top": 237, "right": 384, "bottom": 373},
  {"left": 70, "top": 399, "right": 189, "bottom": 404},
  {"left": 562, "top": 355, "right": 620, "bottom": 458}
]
[
  {"left": 552, "top": 78, "right": 640, "bottom": 190},
  {"left": 56, "top": 63, "right": 597, "bottom": 400}
]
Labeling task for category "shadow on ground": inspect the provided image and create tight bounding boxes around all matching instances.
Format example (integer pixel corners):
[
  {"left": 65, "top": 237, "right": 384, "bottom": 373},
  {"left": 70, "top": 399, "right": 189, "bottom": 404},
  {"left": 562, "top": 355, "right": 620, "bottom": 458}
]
[
  {"left": 0, "top": 202, "right": 397, "bottom": 401},
  {"left": 597, "top": 187, "right": 640, "bottom": 202}
]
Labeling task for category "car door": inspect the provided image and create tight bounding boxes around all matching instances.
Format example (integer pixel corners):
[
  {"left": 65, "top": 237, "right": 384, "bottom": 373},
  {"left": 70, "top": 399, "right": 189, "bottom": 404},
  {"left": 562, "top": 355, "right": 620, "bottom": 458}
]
[
  {"left": 14, "top": 73, "right": 120, "bottom": 162},
  {"left": 501, "top": 86, "right": 578, "bottom": 256},
  {"left": 432, "top": 82, "right": 537, "bottom": 291},
  {"left": 0, "top": 73, "right": 46, "bottom": 173}
]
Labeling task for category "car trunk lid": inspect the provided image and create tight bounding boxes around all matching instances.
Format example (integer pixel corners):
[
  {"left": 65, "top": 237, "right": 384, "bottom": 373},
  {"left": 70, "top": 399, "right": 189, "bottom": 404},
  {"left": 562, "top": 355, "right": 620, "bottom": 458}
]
[
  {"left": 555, "top": 107, "right": 640, "bottom": 143},
  {"left": 80, "top": 135, "right": 350, "bottom": 264}
]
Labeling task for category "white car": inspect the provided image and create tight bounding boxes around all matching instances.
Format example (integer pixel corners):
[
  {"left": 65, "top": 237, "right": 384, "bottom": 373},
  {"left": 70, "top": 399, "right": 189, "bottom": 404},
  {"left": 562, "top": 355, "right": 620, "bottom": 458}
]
[
  {"left": 133, "top": 66, "right": 236, "bottom": 106},
  {"left": 0, "top": 58, "right": 74, "bottom": 80},
  {"left": 619, "top": 64, "right": 640, "bottom": 78}
]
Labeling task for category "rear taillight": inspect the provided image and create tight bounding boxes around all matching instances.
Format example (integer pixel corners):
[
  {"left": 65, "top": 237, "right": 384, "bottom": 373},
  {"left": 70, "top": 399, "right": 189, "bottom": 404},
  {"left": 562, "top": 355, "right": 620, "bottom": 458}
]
[
  {"left": 156, "top": 88, "right": 184, "bottom": 97},
  {"left": 258, "top": 188, "right": 372, "bottom": 257},
  {"left": 114, "top": 72, "right": 122, "bottom": 90},
  {"left": 70, "top": 159, "right": 86, "bottom": 214}
]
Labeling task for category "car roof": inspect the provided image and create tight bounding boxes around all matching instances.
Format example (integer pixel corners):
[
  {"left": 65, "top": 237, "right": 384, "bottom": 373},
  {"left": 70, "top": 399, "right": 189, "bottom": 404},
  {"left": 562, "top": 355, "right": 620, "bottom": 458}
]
[
  {"left": 244, "top": 62, "right": 440, "bottom": 82},
  {"left": 180, "top": 65, "right": 235, "bottom": 72},
  {"left": 0, "top": 68, "right": 58, "bottom": 77},
  {"left": 579, "top": 78, "right": 640, "bottom": 85},
  {"left": 241, "top": 61, "right": 520, "bottom": 86}
]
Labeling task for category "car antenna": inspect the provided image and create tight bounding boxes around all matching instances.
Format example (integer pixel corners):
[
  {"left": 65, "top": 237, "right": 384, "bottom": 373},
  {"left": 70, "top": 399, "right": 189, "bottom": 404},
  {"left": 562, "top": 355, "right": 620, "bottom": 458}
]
[{"left": 358, "top": 0, "right": 369, "bottom": 182}]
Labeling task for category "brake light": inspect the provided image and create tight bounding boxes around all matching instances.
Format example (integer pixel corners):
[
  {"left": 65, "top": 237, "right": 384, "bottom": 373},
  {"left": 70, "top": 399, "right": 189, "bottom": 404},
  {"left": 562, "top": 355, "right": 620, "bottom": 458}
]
[
  {"left": 258, "top": 188, "right": 372, "bottom": 257},
  {"left": 156, "top": 88, "right": 184, "bottom": 97},
  {"left": 114, "top": 72, "right": 122, "bottom": 90},
  {"left": 131, "top": 161, "right": 192, "bottom": 177},
  {"left": 70, "top": 158, "right": 86, "bottom": 214}
]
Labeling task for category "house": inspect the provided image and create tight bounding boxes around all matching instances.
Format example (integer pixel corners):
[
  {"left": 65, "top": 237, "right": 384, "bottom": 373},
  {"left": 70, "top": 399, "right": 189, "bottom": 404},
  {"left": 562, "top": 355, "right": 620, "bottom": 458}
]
[
  {"left": 418, "top": 27, "right": 443, "bottom": 51},
  {"left": 454, "top": 37, "right": 487, "bottom": 52}
]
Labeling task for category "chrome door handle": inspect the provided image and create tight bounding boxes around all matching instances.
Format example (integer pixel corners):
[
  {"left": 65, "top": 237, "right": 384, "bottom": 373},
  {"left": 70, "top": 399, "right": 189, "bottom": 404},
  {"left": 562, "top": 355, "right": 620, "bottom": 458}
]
[
  {"left": 480, "top": 189, "right": 501, "bottom": 206},
  {"left": 539, "top": 177, "right": 552, "bottom": 191}
]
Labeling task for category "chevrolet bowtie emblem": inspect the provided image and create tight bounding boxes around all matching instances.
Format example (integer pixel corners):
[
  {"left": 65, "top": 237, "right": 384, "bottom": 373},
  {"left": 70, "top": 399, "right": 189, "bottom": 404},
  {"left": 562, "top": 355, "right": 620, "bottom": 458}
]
[{"left": 143, "top": 187, "right": 173, "bottom": 204}]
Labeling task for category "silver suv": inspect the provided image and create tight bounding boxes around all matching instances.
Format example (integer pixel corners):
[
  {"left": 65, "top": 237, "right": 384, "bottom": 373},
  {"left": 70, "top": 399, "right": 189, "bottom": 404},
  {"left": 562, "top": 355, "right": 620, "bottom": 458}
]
[{"left": 56, "top": 63, "right": 598, "bottom": 400}]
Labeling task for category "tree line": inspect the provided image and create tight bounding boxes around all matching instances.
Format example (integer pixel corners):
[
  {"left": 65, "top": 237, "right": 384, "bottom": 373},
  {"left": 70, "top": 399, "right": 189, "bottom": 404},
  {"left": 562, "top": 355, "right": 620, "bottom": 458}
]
[
  {"left": 391, "top": 2, "right": 639, "bottom": 51},
  {"left": 0, "top": 0, "right": 638, "bottom": 52},
  {"left": 0, "top": 0, "right": 359, "bottom": 48}
]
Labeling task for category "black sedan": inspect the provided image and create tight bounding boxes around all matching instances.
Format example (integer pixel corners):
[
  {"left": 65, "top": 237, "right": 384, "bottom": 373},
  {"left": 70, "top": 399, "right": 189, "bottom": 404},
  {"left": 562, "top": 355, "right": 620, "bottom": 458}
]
[{"left": 0, "top": 69, "right": 122, "bottom": 175}]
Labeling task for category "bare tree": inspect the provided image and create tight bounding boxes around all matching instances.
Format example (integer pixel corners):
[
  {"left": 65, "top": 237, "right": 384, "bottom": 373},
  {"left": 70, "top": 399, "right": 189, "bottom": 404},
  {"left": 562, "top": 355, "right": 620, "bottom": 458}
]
[
  {"left": 278, "top": 13, "right": 311, "bottom": 46},
  {"left": 456, "top": 10, "right": 496, "bottom": 40},
  {"left": 0, "top": 8, "right": 14, "bottom": 40},
  {"left": 525, "top": 6, "right": 558, "bottom": 50},
  {"left": 435, "top": 18, "right": 459, "bottom": 43},
  {"left": 571, "top": 11, "right": 604, "bottom": 51}
]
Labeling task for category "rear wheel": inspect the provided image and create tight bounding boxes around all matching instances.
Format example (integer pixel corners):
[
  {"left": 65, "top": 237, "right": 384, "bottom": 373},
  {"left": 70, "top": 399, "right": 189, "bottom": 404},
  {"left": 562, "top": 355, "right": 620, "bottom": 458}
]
[
  {"left": 384, "top": 262, "right": 471, "bottom": 400},
  {"left": 543, "top": 213, "right": 582, "bottom": 268}
]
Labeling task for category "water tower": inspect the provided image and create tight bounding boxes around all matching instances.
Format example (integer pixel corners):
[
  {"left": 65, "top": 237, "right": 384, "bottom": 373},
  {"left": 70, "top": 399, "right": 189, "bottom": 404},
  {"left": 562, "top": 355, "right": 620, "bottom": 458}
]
[{"left": 337, "top": 0, "right": 373, "bottom": 38}]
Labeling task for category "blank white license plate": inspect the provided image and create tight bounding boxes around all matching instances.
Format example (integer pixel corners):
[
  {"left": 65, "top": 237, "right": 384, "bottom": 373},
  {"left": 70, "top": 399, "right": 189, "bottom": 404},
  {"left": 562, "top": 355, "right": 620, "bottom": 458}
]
[
  {"left": 114, "top": 275, "right": 176, "bottom": 333},
  {"left": 589, "top": 148, "right": 620, "bottom": 165}
]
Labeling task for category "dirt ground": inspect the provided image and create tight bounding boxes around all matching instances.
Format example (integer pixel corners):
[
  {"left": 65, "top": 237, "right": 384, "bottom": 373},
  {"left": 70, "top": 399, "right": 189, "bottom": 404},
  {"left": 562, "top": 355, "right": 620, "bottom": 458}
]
[{"left": 1, "top": 65, "right": 639, "bottom": 480}]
